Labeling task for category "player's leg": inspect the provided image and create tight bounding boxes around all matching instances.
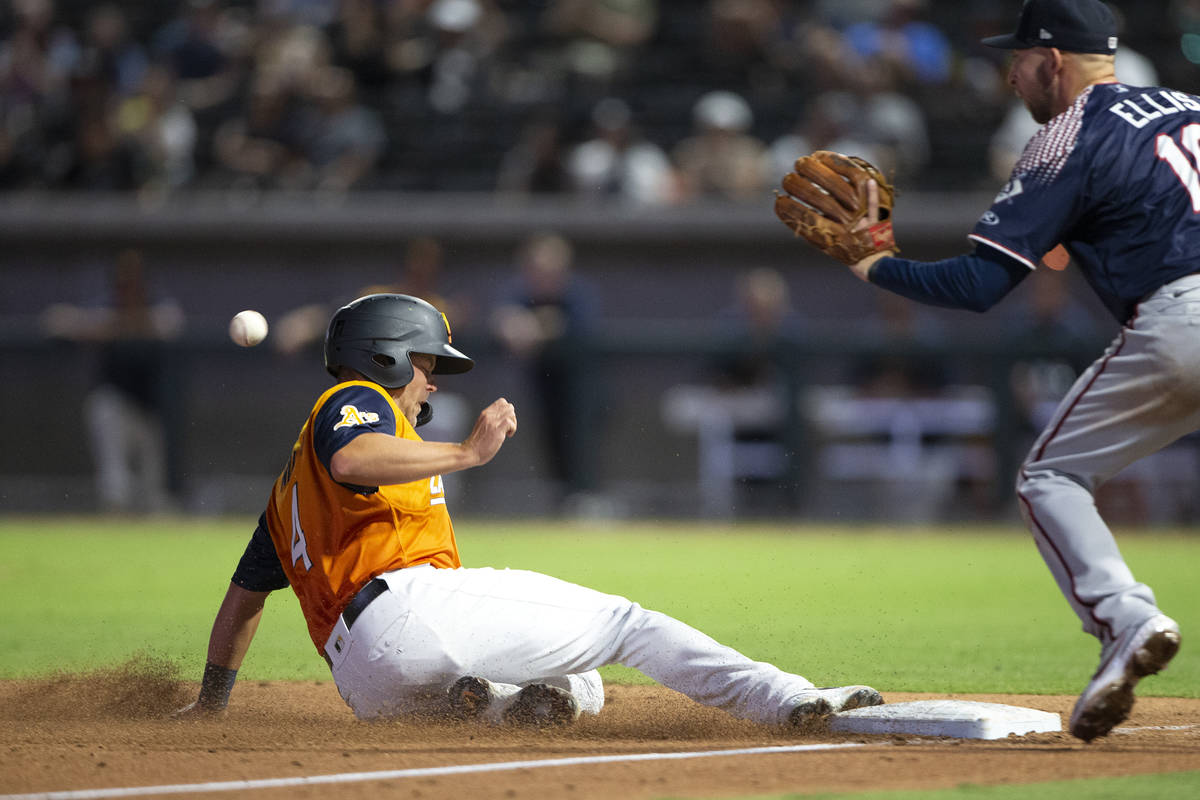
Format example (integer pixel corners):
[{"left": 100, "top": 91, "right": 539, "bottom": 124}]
[
  {"left": 342, "top": 563, "right": 877, "bottom": 726},
  {"left": 324, "top": 567, "right": 601, "bottom": 720},
  {"left": 1016, "top": 308, "right": 1200, "bottom": 640},
  {"left": 84, "top": 385, "right": 134, "bottom": 511},
  {"left": 1016, "top": 285, "right": 1200, "bottom": 738}
]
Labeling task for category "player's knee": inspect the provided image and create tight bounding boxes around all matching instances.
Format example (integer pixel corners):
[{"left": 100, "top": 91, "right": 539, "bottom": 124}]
[{"left": 1016, "top": 466, "right": 1092, "bottom": 508}]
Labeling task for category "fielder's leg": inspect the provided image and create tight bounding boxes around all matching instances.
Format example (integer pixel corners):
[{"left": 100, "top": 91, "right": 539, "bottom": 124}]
[{"left": 1016, "top": 286, "right": 1200, "bottom": 738}]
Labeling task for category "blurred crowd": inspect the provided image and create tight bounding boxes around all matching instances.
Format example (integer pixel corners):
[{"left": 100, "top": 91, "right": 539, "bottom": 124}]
[{"left": 2, "top": 0, "right": 1195, "bottom": 201}]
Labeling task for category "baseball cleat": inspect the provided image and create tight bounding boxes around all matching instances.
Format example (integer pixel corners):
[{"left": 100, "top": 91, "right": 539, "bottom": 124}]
[
  {"left": 447, "top": 675, "right": 498, "bottom": 720},
  {"left": 789, "top": 685, "right": 884, "bottom": 728},
  {"left": 503, "top": 682, "right": 581, "bottom": 727},
  {"left": 1070, "top": 614, "right": 1181, "bottom": 742}
]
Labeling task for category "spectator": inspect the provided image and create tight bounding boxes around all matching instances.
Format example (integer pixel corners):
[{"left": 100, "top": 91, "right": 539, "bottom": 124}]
[
  {"left": 489, "top": 232, "right": 603, "bottom": 504},
  {"left": 1008, "top": 258, "right": 1109, "bottom": 438},
  {"left": 851, "top": 292, "right": 950, "bottom": 399},
  {"left": 842, "top": 0, "right": 953, "bottom": 88},
  {"left": 151, "top": 0, "right": 243, "bottom": 114},
  {"left": 540, "top": 0, "right": 658, "bottom": 93},
  {"left": 699, "top": 0, "right": 783, "bottom": 91},
  {"left": 293, "top": 64, "right": 386, "bottom": 191},
  {"left": 58, "top": 108, "right": 139, "bottom": 191},
  {"left": 496, "top": 111, "right": 570, "bottom": 194},
  {"left": 117, "top": 63, "right": 198, "bottom": 192},
  {"left": 41, "top": 248, "right": 184, "bottom": 513},
  {"left": 566, "top": 96, "right": 676, "bottom": 205},
  {"left": 712, "top": 267, "right": 803, "bottom": 390},
  {"left": 769, "top": 91, "right": 893, "bottom": 182},
  {"left": 76, "top": 4, "right": 149, "bottom": 99},
  {"left": 211, "top": 68, "right": 305, "bottom": 191},
  {"left": 672, "top": 90, "right": 769, "bottom": 202},
  {"left": 420, "top": 0, "right": 510, "bottom": 114},
  {"left": 324, "top": 0, "right": 392, "bottom": 92},
  {"left": 0, "top": 0, "right": 80, "bottom": 187}
]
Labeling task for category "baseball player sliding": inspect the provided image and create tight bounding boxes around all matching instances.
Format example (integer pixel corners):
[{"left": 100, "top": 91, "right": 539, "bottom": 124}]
[
  {"left": 177, "top": 293, "right": 882, "bottom": 728},
  {"left": 776, "top": 0, "right": 1194, "bottom": 741}
]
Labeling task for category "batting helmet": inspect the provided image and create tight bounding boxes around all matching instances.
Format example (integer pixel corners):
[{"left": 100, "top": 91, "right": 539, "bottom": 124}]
[{"left": 324, "top": 293, "right": 473, "bottom": 389}]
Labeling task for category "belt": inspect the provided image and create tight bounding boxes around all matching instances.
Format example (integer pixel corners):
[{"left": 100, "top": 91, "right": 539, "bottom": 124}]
[{"left": 341, "top": 577, "right": 388, "bottom": 630}]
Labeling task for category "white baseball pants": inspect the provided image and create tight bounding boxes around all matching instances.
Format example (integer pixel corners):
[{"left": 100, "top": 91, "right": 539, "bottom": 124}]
[{"left": 324, "top": 564, "right": 818, "bottom": 725}]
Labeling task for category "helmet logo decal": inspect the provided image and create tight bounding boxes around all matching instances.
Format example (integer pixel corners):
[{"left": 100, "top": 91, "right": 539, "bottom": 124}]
[
  {"left": 333, "top": 404, "right": 381, "bottom": 430},
  {"left": 441, "top": 312, "right": 453, "bottom": 342}
]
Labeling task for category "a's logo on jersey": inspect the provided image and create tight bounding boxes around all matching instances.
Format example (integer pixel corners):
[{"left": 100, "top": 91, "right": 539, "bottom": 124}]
[
  {"left": 333, "top": 404, "right": 381, "bottom": 430},
  {"left": 979, "top": 211, "right": 1001, "bottom": 226},
  {"left": 993, "top": 177, "right": 1024, "bottom": 203}
]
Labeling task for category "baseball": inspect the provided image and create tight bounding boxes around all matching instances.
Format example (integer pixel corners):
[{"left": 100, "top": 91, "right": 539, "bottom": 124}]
[{"left": 229, "top": 309, "right": 269, "bottom": 347}]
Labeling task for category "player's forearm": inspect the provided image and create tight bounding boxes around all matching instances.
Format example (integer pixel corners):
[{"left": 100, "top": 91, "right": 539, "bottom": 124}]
[
  {"left": 867, "top": 249, "right": 1030, "bottom": 312},
  {"left": 196, "top": 584, "right": 268, "bottom": 710},
  {"left": 330, "top": 432, "right": 480, "bottom": 487},
  {"left": 206, "top": 584, "right": 268, "bottom": 668}
]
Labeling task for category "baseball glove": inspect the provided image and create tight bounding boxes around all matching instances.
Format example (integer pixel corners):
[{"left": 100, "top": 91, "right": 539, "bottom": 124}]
[{"left": 774, "top": 151, "right": 897, "bottom": 265}]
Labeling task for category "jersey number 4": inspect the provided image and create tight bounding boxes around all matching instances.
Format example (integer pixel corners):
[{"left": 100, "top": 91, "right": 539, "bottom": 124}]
[
  {"left": 290, "top": 484, "right": 314, "bottom": 570},
  {"left": 1157, "top": 125, "right": 1200, "bottom": 211}
]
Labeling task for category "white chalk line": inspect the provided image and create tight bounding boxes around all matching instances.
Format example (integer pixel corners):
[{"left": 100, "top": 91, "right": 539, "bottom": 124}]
[
  {"left": 0, "top": 742, "right": 868, "bottom": 800},
  {"left": 1114, "top": 723, "right": 1200, "bottom": 734}
]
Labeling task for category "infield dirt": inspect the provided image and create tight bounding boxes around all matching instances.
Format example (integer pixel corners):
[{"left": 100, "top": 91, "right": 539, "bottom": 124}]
[{"left": 3, "top": 666, "right": 1199, "bottom": 799}]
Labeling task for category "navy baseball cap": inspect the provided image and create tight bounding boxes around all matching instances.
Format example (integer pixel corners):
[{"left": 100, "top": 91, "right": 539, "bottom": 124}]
[{"left": 982, "top": 0, "right": 1118, "bottom": 54}]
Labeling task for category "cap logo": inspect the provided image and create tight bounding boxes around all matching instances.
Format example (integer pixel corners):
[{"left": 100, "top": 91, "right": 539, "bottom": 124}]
[
  {"left": 1108, "top": 36, "right": 1118, "bottom": 49},
  {"left": 1039, "top": 28, "right": 1053, "bottom": 40}
]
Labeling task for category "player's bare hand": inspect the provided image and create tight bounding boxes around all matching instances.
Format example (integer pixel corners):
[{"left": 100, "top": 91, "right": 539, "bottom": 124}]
[
  {"left": 464, "top": 398, "right": 518, "bottom": 466},
  {"left": 849, "top": 179, "right": 894, "bottom": 281},
  {"left": 853, "top": 179, "right": 881, "bottom": 232}
]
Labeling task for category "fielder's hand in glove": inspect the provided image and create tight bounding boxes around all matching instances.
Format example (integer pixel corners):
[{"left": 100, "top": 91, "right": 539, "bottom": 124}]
[{"left": 774, "top": 151, "right": 898, "bottom": 279}]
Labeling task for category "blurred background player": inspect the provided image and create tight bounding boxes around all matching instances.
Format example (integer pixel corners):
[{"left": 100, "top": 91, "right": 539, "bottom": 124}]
[
  {"left": 41, "top": 248, "right": 184, "bottom": 513},
  {"left": 489, "top": 231, "right": 604, "bottom": 510}
]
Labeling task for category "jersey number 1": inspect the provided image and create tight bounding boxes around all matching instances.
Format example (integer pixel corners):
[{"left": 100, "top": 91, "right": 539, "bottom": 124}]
[
  {"left": 1156, "top": 124, "right": 1200, "bottom": 211},
  {"left": 290, "top": 484, "right": 314, "bottom": 570}
]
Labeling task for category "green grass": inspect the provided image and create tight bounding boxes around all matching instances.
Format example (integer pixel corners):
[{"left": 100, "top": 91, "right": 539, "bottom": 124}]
[
  {"left": 1, "top": 516, "right": 1196, "bottom": 699},
  {"left": 758, "top": 769, "right": 1200, "bottom": 799}
]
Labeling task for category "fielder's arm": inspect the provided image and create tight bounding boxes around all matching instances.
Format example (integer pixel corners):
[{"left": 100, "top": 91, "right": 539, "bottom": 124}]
[
  {"left": 848, "top": 180, "right": 1029, "bottom": 308},
  {"left": 174, "top": 583, "right": 269, "bottom": 718}
]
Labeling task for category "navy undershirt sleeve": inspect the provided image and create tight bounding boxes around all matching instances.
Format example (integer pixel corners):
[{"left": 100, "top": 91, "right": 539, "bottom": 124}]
[
  {"left": 868, "top": 246, "right": 1031, "bottom": 312},
  {"left": 231, "top": 513, "right": 290, "bottom": 592}
]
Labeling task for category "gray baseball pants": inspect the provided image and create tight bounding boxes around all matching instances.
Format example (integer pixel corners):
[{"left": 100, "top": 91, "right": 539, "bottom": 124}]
[{"left": 1017, "top": 273, "right": 1200, "bottom": 643}]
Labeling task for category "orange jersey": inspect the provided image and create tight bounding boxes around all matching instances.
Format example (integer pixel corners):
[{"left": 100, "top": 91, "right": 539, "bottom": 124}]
[{"left": 263, "top": 380, "right": 460, "bottom": 650}]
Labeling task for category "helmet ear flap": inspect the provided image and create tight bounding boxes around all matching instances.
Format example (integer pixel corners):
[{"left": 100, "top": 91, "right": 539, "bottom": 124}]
[{"left": 415, "top": 401, "right": 433, "bottom": 427}]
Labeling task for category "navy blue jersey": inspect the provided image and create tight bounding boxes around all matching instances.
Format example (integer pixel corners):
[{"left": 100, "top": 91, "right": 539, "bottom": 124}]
[{"left": 970, "top": 82, "right": 1200, "bottom": 322}]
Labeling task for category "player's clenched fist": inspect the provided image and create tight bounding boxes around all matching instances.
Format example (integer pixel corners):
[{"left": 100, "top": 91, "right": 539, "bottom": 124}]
[{"left": 464, "top": 398, "right": 518, "bottom": 466}]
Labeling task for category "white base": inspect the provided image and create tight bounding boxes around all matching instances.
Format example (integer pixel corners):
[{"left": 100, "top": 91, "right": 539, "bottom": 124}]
[{"left": 829, "top": 700, "right": 1062, "bottom": 740}]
